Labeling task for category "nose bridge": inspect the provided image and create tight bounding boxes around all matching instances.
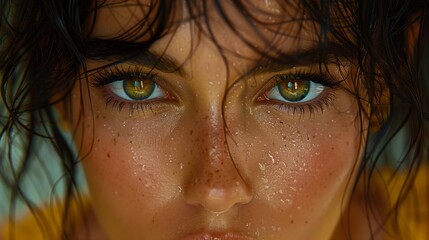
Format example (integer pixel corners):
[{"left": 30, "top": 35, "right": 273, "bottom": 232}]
[{"left": 183, "top": 110, "right": 252, "bottom": 213}]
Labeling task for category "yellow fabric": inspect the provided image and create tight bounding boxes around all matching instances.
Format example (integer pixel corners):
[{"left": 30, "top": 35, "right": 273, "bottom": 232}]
[
  {"left": 1, "top": 197, "right": 89, "bottom": 240},
  {"left": 386, "top": 165, "right": 428, "bottom": 240}
]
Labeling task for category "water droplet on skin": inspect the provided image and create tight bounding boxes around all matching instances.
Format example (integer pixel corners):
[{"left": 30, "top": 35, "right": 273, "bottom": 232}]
[
  {"left": 315, "top": 152, "right": 321, "bottom": 156},
  {"left": 258, "top": 163, "right": 266, "bottom": 171},
  {"left": 177, "top": 186, "right": 183, "bottom": 193},
  {"left": 268, "top": 153, "right": 275, "bottom": 164},
  {"left": 180, "top": 162, "right": 184, "bottom": 170}
]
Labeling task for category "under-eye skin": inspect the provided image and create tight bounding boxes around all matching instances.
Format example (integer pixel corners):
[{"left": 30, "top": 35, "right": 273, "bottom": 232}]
[
  {"left": 91, "top": 65, "right": 175, "bottom": 113},
  {"left": 256, "top": 72, "right": 338, "bottom": 116}
]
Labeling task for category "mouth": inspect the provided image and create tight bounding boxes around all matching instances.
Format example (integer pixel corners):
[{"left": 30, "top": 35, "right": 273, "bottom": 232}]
[{"left": 181, "top": 232, "right": 255, "bottom": 240}]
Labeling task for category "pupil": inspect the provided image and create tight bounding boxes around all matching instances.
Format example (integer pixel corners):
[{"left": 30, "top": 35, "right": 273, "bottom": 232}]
[
  {"left": 123, "top": 78, "right": 155, "bottom": 100},
  {"left": 279, "top": 80, "right": 309, "bottom": 102}
]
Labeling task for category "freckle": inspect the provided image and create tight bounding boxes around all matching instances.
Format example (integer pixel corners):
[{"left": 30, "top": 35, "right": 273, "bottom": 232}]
[
  {"left": 190, "top": 130, "right": 193, "bottom": 135},
  {"left": 346, "top": 141, "right": 350, "bottom": 145},
  {"left": 290, "top": 220, "right": 294, "bottom": 224},
  {"left": 279, "top": 120, "right": 284, "bottom": 124},
  {"left": 113, "top": 138, "right": 116, "bottom": 145},
  {"left": 331, "top": 147, "right": 335, "bottom": 150},
  {"left": 86, "top": 124, "right": 90, "bottom": 128},
  {"left": 313, "top": 135, "right": 316, "bottom": 138},
  {"left": 329, "top": 172, "right": 333, "bottom": 176},
  {"left": 305, "top": 220, "right": 308, "bottom": 224},
  {"left": 107, "top": 153, "right": 110, "bottom": 158},
  {"left": 297, "top": 130, "right": 301, "bottom": 134},
  {"left": 130, "top": 140, "right": 133, "bottom": 144},
  {"left": 97, "top": 138, "right": 100, "bottom": 142},
  {"left": 117, "top": 133, "right": 120, "bottom": 137}
]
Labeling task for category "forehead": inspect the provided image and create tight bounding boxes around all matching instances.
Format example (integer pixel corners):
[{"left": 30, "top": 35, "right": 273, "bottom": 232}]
[{"left": 87, "top": 0, "right": 324, "bottom": 54}]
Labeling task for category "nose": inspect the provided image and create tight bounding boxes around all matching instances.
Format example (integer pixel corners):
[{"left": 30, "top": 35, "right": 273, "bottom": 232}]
[{"left": 183, "top": 113, "right": 253, "bottom": 213}]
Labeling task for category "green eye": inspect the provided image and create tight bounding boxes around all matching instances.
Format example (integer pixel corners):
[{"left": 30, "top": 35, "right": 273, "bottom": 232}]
[
  {"left": 278, "top": 80, "right": 310, "bottom": 102},
  {"left": 123, "top": 78, "right": 155, "bottom": 100}
]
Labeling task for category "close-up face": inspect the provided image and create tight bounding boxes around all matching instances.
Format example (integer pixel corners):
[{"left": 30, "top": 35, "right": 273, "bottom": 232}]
[{"left": 69, "top": 0, "right": 368, "bottom": 239}]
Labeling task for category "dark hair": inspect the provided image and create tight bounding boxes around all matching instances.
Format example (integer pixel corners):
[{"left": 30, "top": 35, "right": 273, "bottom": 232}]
[{"left": 1, "top": 0, "right": 428, "bottom": 239}]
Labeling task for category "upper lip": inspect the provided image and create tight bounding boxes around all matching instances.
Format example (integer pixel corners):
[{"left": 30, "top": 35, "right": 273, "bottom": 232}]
[{"left": 180, "top": 231, "right": 255, "bottom": 240}]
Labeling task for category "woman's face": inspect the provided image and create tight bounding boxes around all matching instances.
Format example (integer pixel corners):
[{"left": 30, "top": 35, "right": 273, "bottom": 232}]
[{"left": 70, "top": 1, "right": 367, "bottom": 239}]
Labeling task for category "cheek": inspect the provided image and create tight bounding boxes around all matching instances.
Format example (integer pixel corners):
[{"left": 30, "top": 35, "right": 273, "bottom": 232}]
[
  {"left": 230, "top": 108, "right": 362, "bottom": 233},
  {"left": 73, "top": 108, "right": 183, "bottom": 235}
]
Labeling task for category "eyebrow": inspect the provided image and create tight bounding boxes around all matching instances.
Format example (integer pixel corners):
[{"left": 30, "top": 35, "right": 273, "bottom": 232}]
[
  {"left": 130, "top": 51, "right": 188, "bottom": 77},
  {"left": 88, "top": 40, "right": 354, "bottom": 77},
  {"left": 89, "top": 49, "right": 188, "bottom": 77},
  {"left": 246, "top": 42, "right": 355, "bottom": 76}
]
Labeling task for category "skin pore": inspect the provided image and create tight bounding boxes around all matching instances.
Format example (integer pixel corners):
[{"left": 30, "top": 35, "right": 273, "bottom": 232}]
[{"left": 68, "top": 0, "right": 368, "bottom": 239}]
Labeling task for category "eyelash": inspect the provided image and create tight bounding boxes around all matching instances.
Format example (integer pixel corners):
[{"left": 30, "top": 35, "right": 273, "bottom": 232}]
[
  {"left": 91, "top": 66, "right": 339, "bottom": 116},
  {"left": 91, "top": 66, "right": 173, "bottom": 114},
  {"left": 264, "top": 92, "right": 336, "bottom": 116},
  {"left": 257, "top": 72, "right": 338, "bottom": 116}
]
